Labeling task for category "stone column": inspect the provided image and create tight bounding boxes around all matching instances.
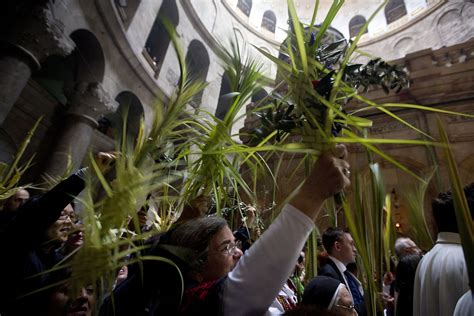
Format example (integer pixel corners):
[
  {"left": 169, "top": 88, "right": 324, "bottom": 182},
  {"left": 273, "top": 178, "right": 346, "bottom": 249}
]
[
  {"left": 0, "top": 2, "right": 74, "bottom": 125},
  {"left": 43, "top": 82, "right": 118, "bottom": 177}
]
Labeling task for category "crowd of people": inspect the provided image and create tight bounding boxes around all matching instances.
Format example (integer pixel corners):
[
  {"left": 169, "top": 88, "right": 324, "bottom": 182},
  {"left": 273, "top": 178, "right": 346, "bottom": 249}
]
[{"left": 0, "top": 145, "right": 472, "bottom": 315}]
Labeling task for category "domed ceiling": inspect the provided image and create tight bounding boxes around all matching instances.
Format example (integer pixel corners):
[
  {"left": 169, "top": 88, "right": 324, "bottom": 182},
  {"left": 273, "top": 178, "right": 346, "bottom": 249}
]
[{"left": 224, "top": 0, "right": 443, "bottom": 43}]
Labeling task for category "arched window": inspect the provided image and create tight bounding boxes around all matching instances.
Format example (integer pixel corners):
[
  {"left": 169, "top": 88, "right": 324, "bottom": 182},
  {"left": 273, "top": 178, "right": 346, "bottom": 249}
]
[
  {"left": 215, "top": 72, "right": 232, "bottom": 120},
  {"left": 261, "top": 10, "right": 277, "bottom": 33},
  {"left": 237, "top": 0, "right": 252, "bottom": 17},
  {"left": 385, "top": 0, "right": 407, "bottom": 24},
  {"left": 34, "top": 29, "right": 104, "bottom": 107},
  {"left": 185, "top": 40, "right": 210, "bottom": 108},
  {"left": 100, "top": 92, "right": 144, "bottom": 143},
  {"left": 115, "top": 0, "right": 141, "bottom": 29},
  {"left": 143, "top": 0, "right": 179, "bottom": 77},
  {"left": 349, "top": 15, "right": 367, "bottom": 38}
]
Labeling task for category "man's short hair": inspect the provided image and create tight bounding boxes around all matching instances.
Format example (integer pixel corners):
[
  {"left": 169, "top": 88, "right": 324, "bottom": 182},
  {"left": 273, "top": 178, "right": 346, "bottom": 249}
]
[
  {"left": 322, "top": 227, "right": 346, "bottom": 254},
  {"left": 432, "top": 182, "right": 474, "bottom": 233}
]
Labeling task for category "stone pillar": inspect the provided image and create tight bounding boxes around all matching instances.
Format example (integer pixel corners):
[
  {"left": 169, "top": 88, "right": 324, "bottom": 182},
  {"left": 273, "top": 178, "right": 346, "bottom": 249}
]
[
  {"left": 43, "top": 82, "right": 117, "bottom": 177},
  {"left": 0, "top": 2, "right": 74, "bottom": 125}
]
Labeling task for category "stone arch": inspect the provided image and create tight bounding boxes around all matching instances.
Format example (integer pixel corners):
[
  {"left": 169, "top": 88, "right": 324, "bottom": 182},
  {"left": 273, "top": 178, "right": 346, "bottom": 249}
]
[
  {"left": 33, "top": 29, "right": 105, "bottom": 105},
  {"left": 436, "top": 8, "right": 472, "bottom": 46},
  {"left": 392, "top": 36, "right": 416, "bottom": 59},
  {"left": 350, "top": 50, "right": 372, "bottom": 64},
  {"left": 185, "top": 40, "right": 210, "bottom": 108},
  {"left": 33, "top": 54, "right": 75, "bottom": 106},
  {"left": 233, "top": 28, "right": 246, "bottom": 47},
  {"left": 348, "top": 15, "right": 367, "bottom": 38},
  {"left": 237, "top": 0, "right": 252, "bottom": 17},
  {"left": 69, "top": 29, "right": 105, "bottom": 83},
  {"left": 100, "top": 91, "right": 144, "bottom": 143},
  {"left": 144, "top": 0, "right": 179, "bottom": 77},
  {"left": 261, "top": 10, "right": 277, "bottom": 33},
  {"left": 385, "top": 0, "right": 407, "bottom": 24}
]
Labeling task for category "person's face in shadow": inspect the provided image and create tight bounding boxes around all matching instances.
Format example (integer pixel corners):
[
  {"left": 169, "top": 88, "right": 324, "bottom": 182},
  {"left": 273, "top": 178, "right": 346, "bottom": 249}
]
[
  {"left": 46, "top": 204, "right": 75, "bottom": 244},
  {"left": 47, "top": 283, "right": 95, "bottom": 316}
]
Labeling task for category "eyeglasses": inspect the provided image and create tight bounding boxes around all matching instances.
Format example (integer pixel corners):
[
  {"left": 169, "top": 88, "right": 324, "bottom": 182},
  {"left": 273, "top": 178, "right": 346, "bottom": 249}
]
[
  {"left": 58, "top": 211, "right": 77, "bottom": 224},
  {"left": 220, "top": 240, "right": 242, "bottom": 256},
  {"left": 334, "top": 303, "right": 355, "bottom": 311}
]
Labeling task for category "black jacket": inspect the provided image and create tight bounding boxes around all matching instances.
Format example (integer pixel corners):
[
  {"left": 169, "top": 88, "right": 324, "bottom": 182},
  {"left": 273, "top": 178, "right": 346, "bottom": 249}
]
[{"left": 0, "top": 172, "right": 85, "bottom": 316}]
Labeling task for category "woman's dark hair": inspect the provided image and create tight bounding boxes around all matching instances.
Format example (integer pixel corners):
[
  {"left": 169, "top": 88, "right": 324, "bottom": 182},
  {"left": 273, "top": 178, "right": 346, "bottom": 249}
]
[{"left": 165, "top": 216, "right": 228, "bottom": 272}]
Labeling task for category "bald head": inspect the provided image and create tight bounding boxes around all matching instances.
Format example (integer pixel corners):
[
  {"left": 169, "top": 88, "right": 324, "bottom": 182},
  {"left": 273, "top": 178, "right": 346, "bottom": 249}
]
[
  {"left": 3, "top": 188, "right": 29, "bottom": 212},
  {"left": 394, "top": 237, "right": 420, "bottom": 258}
]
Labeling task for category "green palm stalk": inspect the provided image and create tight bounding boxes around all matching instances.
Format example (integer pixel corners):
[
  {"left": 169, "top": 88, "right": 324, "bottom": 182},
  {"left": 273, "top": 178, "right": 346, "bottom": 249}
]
[
  {"left": 399, "top": 169, "right": 436, "bottom": 251},
  {"left": 51, "top": 17, "right": 208, "bottom": 299},
  {"left": 181, "top": 34, "right": 267, "bottom": 213},
  {"left": 0, "top": 117, "right": 41, "bottom": 201},
  {"left": 343, "top": 165, "right": 389, "bottom": 315}
]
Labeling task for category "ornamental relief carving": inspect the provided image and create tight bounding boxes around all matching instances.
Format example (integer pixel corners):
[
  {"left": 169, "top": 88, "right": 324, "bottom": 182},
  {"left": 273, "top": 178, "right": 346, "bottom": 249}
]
[
  {"left": 13, "top": 3, "right": 75, "bottom": 61},
  {"left": 368, "top": 118, "right": 419, "bottom": 134}
]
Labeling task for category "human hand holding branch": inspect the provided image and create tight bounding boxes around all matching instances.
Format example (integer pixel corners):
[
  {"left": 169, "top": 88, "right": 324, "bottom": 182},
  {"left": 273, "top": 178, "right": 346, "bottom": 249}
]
[{"left": 290, "top": 144, "right": 350, "bottom": 222}]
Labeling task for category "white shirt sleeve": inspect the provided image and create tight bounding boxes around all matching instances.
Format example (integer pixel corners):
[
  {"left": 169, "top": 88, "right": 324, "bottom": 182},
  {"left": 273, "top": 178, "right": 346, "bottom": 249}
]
[{"left": 222, "top": 204, "right": 315, "bottom": 316}]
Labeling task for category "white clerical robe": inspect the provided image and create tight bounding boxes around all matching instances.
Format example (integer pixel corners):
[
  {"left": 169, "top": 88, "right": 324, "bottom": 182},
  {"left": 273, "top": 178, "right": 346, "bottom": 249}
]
[{"left": 413, "top": 232, "right": 469, "bottom": 316}]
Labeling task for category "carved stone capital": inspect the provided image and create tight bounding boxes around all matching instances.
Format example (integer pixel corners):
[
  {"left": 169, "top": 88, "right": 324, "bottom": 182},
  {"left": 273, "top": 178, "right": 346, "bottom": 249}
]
[
  {"left": 8, "top": 2, "right": 75, "bottom": 67},
  {"left": 67, "top": 82, "right": 118, "bottom": 123}
]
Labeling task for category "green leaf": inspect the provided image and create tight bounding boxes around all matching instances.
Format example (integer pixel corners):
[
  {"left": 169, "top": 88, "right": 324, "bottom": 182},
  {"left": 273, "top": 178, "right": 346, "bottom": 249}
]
[
  {"left": 287, "top": 0, "right": 308, "bottom": 74},
  {"left": 437, "top": 117, "right": 474, "bottom": 291}
]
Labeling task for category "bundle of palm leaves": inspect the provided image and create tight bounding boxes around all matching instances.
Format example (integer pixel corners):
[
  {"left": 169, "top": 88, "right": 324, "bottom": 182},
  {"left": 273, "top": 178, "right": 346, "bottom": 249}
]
[
  {"left": 246, "top": 0, "right": 474, "bottom": 313},
  {"left": 11, "top": 1, "right": 474, "bottom": 313}
]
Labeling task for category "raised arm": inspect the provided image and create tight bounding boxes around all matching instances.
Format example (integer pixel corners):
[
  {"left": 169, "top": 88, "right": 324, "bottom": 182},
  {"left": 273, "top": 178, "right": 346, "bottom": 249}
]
[
  {"left": 223, "top": 145, "right": 350, "bottom": 315},
  {"left": 9, "top": 169, "right": 86, "bottom": 244}
]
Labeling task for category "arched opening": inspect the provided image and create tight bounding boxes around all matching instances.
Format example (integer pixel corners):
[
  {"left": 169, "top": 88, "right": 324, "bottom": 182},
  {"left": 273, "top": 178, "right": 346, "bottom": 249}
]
[
  {"left": 349, "top": 15, "right": 368, "bottom": 38},
  {"left": 99, "top": 91, "right": 144, "bottom": 144},
  {"left": 34, "top": 29, "right": 105, "bottom": 104},
  {"left": 185, "top": 40, "right": 210, "bottom": 108},
  {"left": 215, "top": 72, "right": 232, "bottom": 120},
  {"left": 69, "top": 30, "right": 106, "bottom": 83},
  {"left": 143, "top": 0, "right": 179, "bottom": 77},
  {"left": 261, "top": 10, "right": 277, "bottom": 33},
  {"left": 115, "top": 0, "right": 142, "bottom": 29},
  {"left": 237, "top": 0, "right": 252, "bottom": 17},
  {"left": 385, "top": 0, "right": 407, "bottom": 25}
]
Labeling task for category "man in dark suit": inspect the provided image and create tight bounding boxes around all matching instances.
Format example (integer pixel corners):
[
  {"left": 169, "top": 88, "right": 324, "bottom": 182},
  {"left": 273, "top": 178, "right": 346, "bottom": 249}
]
[{"left": 319, "top": 227, "right": 366, "bottom": 316}]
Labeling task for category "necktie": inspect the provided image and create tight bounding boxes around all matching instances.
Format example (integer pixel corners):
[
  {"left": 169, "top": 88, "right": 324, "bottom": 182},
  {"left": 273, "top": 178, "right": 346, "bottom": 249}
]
[{"left": 344, "top": 270, "right": 363, "bottom": 307}]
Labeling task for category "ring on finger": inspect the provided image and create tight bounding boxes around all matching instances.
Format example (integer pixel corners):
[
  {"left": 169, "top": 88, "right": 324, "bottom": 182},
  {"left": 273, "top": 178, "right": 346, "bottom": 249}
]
[{"left": 343, "top": 168, "right": 351, "bottom": 176}]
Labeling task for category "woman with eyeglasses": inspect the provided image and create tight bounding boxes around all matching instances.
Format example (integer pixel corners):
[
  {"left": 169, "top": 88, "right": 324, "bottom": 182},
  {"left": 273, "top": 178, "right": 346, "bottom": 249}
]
[
  {"left": 100, "top": 145, "right": 351, "bottom": 316},
  {"left": 0, "top": 170, "right": 86, "bottom": 316}
]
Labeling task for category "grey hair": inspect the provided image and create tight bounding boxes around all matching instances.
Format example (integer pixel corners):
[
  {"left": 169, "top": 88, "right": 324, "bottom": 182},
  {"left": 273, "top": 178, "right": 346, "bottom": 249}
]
[
  {"left": 167, "top": 216, "right": 228, "bottom": 272},
  {"left": 394, "top": 237, "right": 413, "bottom": 258}
]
